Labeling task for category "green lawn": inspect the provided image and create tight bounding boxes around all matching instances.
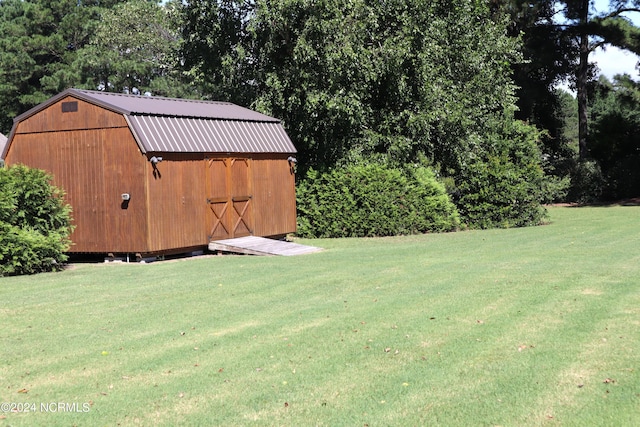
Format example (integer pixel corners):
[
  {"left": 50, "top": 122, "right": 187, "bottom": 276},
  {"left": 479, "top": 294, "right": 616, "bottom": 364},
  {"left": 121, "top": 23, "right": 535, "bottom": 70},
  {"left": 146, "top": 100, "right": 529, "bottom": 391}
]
[{"left": 1, "top": 206, "right": 639, "bottom": 426}]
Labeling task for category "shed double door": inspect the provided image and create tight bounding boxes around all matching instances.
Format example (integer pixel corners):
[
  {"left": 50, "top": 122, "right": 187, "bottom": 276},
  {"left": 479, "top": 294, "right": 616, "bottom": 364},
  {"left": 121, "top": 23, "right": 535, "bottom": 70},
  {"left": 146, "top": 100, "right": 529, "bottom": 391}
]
[{"left": 206, "top": 158, "right": 253, "bottom": 240}]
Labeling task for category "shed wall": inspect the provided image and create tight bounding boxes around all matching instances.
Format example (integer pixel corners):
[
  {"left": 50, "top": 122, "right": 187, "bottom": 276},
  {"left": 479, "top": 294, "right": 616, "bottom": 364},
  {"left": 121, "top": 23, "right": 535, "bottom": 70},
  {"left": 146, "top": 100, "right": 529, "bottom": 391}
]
[
  {"left": 6, "top": 127, "right": 149, "bottom": 253},
  {"left": 15, "top": 96, "right": 127, "bottom": 133},
  {"left": 145, "top": 153, "right": 209, "bottom": 252},
  {"left": 251, "top": 155, "right": 297, "bottom": 237},
  {"left": 6, "top": 99, "right": 151, "bottom": 253},
  {"left": 145, "top": 154, "right": 296, "bottom": 252}
]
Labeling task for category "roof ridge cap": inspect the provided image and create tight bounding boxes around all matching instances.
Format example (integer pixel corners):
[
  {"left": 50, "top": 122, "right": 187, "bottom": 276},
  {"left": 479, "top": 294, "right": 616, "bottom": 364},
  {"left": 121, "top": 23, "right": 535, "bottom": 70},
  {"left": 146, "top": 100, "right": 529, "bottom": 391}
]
[
  {"left": 130, "top": 112, "right": 279, "bottom": 122},
  {"left": 75, "top": 89, "right": 234, "bottom": 105}
]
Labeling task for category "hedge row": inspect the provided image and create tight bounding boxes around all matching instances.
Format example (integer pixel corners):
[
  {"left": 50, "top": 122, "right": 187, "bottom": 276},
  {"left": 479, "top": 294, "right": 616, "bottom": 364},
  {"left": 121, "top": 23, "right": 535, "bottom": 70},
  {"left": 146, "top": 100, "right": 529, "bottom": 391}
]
[{"left": 296, "top": 163, "right": 460, "bottom": 238}]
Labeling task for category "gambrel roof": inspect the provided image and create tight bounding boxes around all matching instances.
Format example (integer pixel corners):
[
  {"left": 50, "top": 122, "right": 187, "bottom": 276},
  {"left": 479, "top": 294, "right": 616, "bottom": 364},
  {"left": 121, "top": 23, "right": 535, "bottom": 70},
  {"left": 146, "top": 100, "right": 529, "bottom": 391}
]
[{"left": 9, "top": 89, "right": 296, "bottom": 155}]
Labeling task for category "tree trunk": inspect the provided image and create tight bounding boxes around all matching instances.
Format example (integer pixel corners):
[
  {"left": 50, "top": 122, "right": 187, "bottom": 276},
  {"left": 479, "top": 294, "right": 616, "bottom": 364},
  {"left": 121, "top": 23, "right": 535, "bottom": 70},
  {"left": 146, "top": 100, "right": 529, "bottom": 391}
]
[{"left": 577, "top": 0, "right": 590, "bottom": 159}]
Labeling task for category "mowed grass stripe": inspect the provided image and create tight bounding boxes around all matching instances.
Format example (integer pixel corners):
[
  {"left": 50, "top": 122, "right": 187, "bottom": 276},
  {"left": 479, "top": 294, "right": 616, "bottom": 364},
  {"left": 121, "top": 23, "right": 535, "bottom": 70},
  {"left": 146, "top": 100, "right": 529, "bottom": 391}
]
[{"left": 0, "top": 206, "right": 639, "bottom": 426}]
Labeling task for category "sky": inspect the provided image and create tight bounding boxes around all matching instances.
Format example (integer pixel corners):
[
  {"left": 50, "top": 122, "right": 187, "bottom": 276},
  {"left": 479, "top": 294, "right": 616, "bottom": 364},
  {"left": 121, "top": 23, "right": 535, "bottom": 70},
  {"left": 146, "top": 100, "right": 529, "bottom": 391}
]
[
  {"left": 590, "top": 0, "right": 639, "bottom": 80},
  {"left": 555, "top": 1, "right": 639, "bottom": 92},
  {"left": 592, "top": 46, "right": 638, "bottom": 80}
]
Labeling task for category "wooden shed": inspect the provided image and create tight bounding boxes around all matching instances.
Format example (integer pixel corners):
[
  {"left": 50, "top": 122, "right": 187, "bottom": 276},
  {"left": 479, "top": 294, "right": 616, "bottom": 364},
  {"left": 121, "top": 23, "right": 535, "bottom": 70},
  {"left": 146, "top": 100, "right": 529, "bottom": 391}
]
[{"left": 2, "top": 89, "right": 298, "bottom": 257}]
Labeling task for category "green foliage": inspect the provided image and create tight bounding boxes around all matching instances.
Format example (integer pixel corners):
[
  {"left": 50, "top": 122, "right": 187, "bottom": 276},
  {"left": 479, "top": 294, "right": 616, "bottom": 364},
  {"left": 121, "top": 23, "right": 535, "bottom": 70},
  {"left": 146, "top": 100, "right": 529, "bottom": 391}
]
[
  {"left": 296, "top": 163, "right": 459, "bottom": 238},
  {"left": 455, "top": 120, "right": 549, "bottom": 228},
  {"left": 566, "top": 158, "right": 605, "bottom": 203},
  {"left": 245, "top": 0, "right": 524, "bottom": 175},
  {"left": 184, "top": 0, "right": 550, "bottom": 229},
  {"left": 0, "top": 0, "right": 193, "bottom": 134},
  {"left": 0, "top": 0, "right": 126, "bottom": 133},
  {"left": 76, "top": 0, "right": 193, "bottom": 97},
  {"left": 540, "top": 173, "right": 571, "bottom": 204},
  {"left": 0, "top": 223, "right": 70, "bottom": 276},
  {"left": 248, "top": 0, "right": 377, "bottom": 169},
  {"left": 0, "top": 165, "right": 73, "bottom": 276},
  {"left": 556, "top": 89, "right": 579, "bottom": 151},
  {"left": 588, "top": 75, "right": 640, "bottom": 200},
  {"left": 180, "top": 0, "right": 255, "bottom": 104}
]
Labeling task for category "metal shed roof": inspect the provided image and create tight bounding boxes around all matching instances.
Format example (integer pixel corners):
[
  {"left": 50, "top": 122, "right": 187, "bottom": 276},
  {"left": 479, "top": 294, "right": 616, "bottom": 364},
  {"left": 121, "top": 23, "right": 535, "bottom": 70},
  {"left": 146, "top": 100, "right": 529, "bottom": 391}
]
[
  {"left": 10, "top": 89, "right": 296, "bottom": 155},
  {"left": 70, "top": 89, "right": 279, "bottom": 122},
  {"left": 127, "top": 115, "right": 295, "bottom": 153}
]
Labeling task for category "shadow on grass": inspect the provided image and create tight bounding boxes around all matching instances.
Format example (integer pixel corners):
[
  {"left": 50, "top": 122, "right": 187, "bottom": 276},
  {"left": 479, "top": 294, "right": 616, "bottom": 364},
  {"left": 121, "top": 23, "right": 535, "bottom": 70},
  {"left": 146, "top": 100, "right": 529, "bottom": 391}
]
[
  {"left": 549, "top": 197, "right": 640, "bottom": 208},
  {"left": 65, "top": 250, "right": 217, "bottom": 265}
]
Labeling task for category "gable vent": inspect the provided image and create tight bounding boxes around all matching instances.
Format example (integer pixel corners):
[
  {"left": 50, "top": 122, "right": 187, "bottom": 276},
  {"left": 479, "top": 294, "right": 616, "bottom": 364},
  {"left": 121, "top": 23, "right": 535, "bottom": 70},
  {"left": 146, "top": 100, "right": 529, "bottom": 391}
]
[{"left": 61, "top": 101, "right": 78, "bottom": 113}]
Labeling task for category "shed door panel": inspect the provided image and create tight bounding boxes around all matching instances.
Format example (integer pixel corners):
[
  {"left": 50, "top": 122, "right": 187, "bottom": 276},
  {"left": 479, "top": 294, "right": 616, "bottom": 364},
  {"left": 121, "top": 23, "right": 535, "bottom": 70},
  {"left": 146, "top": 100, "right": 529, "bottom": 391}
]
[
  {"left": 230, "top": 159, "right": 253, "bottom": 237},
  {"left": 206, "top": 158, "right": 253, "bottom": 240},
  {"left": 206, "top": 159, "right": 230, "bottom": 239}
]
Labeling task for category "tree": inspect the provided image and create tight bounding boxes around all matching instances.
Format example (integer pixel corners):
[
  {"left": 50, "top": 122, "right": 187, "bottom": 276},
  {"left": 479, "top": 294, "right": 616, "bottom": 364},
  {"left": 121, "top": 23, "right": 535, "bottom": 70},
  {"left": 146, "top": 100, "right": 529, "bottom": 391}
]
[
  {"left": 495, "top": 1, "right": 640, "bottom": 160},
  {"left": 490, "top": 0, "right": 577, "bottom": 181},
  {"left": 250, "top": 0, "right": 550, "bottom": 226},
  {"left": 246, "top": 1, "right": 526, "bottom": 174},
  {"left": 568, "top": 1, "right": 640, "bottom": 159},
  {"left": 0, "top": 0, "right": 196, "bottom": 133},
  {"left": 248, "top": 0, "right": 378, "bottom": 170},
  {"left": 0, "top": 0, "right": 125, "bottom": 134},
  {"left": 182, "top": 0, "right": 551, "bottom": 227},
  {"left": 180, "top": 0, "right": 256, "bottom": 104},
  {"left": 589, "top": 74, "right": 640, "bottom": 199},
  {"left": 76, "top": 0, "right": 194, "bottom": 97}
]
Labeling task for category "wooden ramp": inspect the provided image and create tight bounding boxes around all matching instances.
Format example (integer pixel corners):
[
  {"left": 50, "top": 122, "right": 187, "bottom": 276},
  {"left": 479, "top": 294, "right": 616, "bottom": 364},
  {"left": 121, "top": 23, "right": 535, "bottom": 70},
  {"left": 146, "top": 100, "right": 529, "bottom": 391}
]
[{"left": 208, "top": 236, "right": 322, "bottom": 256}]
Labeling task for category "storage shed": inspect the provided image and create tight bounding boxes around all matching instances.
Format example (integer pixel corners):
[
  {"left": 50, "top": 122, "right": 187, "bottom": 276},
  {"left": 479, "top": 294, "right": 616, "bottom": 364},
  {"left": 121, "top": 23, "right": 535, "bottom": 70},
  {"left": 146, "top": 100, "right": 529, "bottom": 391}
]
[{"left": 2, "top": 88, "right": 298, "bottom": 256}]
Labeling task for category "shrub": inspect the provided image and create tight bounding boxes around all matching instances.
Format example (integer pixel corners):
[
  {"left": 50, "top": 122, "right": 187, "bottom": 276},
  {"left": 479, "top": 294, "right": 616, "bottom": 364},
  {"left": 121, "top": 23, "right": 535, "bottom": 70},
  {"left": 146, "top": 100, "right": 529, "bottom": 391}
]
[
  {"left": 454, "top": 120, "right": 548, "bottom": 228},
  {"left": 0, "top": 165, "right": 73, "bottom": 276},
  {"left": 587, "top": 75, "right": 640, "bottom": 201},
  {"left": 296, "top": 163, "right": 459, "bottom": 238},
  {"left": 566, "top": 159, "right": 604, "bottom": 204},
  {"left": 604, "top": 155, "right": 640, "bottom": 200}
]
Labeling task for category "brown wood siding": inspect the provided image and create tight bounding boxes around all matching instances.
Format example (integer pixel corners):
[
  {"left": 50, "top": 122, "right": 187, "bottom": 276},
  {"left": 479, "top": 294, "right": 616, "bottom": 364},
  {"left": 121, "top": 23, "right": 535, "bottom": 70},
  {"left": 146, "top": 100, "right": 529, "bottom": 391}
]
[
  {"left": 145, "top": 153, "right": 209, "bottom": 252},
  {"left": 203, "top": 155, "right": 296, "bottom": 240},
  {"left": 251, "top": 156, "right": 297, "bottom": 237},
  {"left": 15, "top": 96, "right": 128, "bottom": 134},
  {"left": 100, "top": 128, "right": 149, "bottom": 253},
  {"left": 6, "top": 126, "right": 149, "bottom": 253}
]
